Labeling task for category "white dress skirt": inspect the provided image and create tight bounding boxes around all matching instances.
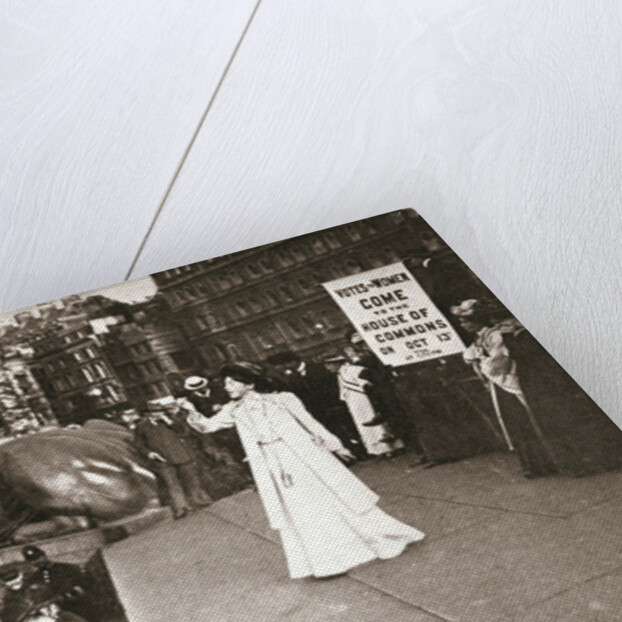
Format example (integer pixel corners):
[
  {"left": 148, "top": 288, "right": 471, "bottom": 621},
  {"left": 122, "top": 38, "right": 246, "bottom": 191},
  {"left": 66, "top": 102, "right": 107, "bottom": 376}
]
[
  {"left": 262, "top": 439, "right": 425, "bottom": 578},
  {"left": 338, "top": 363, "right": 404, "bottom": 456}
]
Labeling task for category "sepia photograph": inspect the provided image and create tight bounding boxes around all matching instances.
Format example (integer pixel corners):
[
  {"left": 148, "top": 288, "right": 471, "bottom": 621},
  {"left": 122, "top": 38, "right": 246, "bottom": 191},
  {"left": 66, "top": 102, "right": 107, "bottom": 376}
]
[{"left": 0, "top": 209, "right": 620, "bottom": 621}]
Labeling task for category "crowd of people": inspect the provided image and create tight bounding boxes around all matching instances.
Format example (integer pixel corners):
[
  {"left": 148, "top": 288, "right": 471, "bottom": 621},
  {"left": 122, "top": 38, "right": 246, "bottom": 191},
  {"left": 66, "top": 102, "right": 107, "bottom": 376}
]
[{"left": 103, "top": 294, "right": 622, "bottom": 527}]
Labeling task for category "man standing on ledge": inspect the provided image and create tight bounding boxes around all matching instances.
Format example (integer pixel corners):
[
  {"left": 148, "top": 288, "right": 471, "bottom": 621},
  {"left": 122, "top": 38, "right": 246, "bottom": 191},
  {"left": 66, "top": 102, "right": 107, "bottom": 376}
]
[{"left": 134, "top": 401, "right": 212, "bottom": 519}]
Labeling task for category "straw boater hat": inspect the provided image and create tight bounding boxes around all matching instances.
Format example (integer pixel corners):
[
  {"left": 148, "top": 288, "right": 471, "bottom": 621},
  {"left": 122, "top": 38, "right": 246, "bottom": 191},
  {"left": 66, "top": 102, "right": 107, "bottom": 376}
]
[{"left": 184, "top": 376, "right": 208, "bottom": 391}]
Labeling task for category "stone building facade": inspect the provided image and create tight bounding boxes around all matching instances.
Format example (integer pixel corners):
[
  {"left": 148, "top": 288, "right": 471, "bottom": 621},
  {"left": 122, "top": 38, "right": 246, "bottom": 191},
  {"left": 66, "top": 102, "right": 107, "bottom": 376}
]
[
  {"left": 0, "top": 351, "right": 56, "bottom": 436},
  {"left": 29, "top": 314, "right": 172, "bottom": 424},
  {"left": 151, "top": 210, "right": 431, "bottom": 375}
]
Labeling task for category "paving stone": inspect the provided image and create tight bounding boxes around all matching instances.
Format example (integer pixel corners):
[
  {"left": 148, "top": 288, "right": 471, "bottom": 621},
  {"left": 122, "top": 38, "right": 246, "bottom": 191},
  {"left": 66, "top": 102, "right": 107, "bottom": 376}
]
[
  {"left": 104, "top": 509, "right": 440, "bottom": 622},
  {"left": 350, "top": 510, "right": 622, "bottom": 622},
  {"left": 511, "top": 570, "right": 622, "bottom": 622},
  {"left": 356, "top": 453, "right": 622, "bottom": 518},
  {"left": 208, "top": 488, "right": 278, "bottom": 544}
]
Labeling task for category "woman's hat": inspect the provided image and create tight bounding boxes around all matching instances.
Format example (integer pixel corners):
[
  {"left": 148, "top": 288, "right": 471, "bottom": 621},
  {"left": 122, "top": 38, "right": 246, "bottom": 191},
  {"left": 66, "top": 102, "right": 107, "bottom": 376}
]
[
  {"left": 0, "top": 562, "right": 25, "bottom": 582},
  {"left": 219, "top": 362, "right": 265, "bottom": 384},
  {"left": 184, "top": 376, "right": 208, "bottom": 391},
  {"left": 450, "top": 299, "right": 480, "bottom": 317}
]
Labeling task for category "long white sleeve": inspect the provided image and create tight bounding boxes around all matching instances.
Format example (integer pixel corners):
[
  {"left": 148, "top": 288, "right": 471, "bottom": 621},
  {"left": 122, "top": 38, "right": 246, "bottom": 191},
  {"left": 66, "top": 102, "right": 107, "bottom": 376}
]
[
  {"left": 278, "top": 392, "right": 344, "bottom": 452},
  {"left": 185, "top": 402, "right": 235, "bottom": 434}
]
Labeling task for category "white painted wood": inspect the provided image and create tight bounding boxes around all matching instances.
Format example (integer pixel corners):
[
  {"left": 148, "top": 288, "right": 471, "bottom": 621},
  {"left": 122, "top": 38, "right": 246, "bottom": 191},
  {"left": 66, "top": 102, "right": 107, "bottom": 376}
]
[
  {"left": 132, "top": 0, "right": 622, "bottom": 426},
  {"left": 0, "top": 0, "right": 256, "bottom": 312}
]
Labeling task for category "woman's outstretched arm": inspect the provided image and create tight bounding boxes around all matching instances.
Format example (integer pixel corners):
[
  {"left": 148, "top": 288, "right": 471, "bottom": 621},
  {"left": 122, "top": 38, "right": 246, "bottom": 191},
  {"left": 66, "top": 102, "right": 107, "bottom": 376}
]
[{"left": 184, "top": 400, "right": 235, "bottom": 434}]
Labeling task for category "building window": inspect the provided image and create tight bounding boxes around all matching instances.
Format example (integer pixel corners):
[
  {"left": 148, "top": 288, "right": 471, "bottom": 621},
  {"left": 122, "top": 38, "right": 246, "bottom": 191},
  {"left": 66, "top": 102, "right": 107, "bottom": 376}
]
[
  {"left": 321, "top": 310, "right": 337, "bottom": 329},
  {"left": 248, "top": 297, "right": 263, "bottom": 312},
  {"left": 230, "top": 270, "right": 244, "bottom": 285},
  {"left": 298, "top": 278, "right": 315, "bottom": 293},
  {"left": 170, "top": 350, "right": 196, "bottom": 370},
  {"left": 216, "top": 275, "right": 231, "bottom": 290},
  {"left": 363, "top": 219, "right": 378, "bottom": 234},
  {"left": 345, "top": 224, "right": 362, "bottom": 241},
  {"left": 301, "top": 314, "right": 318, "bottom": 334},
  {"left": 256, "top": 334, "right": 274, "bottom": 350},
  {"left": 384, "top": 246, "right": 401, "bottom": 262},
  {"left": 324, "top": 232, "right": 341, "bottom": 249},
  {"left": 246, "top": 263, "right": 261, "bottom": 278},
  {"left": 85, "top": 347, "right": 96, "bottom": 359},
  {"left": 310, "top": 238, "right": 326, "bottom": 254},
  {"left": 329, "top": 265, "right": 344, "bottom": 279},
  {"left": 277, "top": 250, "right": 294, "bottom": 267},
  {"left": 285, "top": 320, "right": 304, "bottom": 339},
  {"left": 82, "top": 368, "right": 94, "bottom": 382},
  {"left": 263, "top": 292, "right": 278, "bottom": 308},
  {"left": 291, "top": 245, "right": 307, "bottom": 262},
  {"left": 226, "top": 344, "right": 241, "bottom": 360},
  {"left": 259, "top": 258, "right": 273, "bottom": 272},
  {"left": 107, "top": 385, "right": 121, "bottom": 401},
  {"left": 345, "top": 258, "right": 362, "bottom": 274},
  {"left": 279, "top": 286, "right": 294, "bottom": 302},
  {"left": 94, "top": 363, "right": 107, "bottom": 378},
  {"left": 236, "top": 301, "right": 250, "bottom": 317},
  {"left": 212, "top": 343, "right": 227, "bottom": 362},
  {"left": 369, "top": 254, "right": 386, "bottom": 268},
  {"left": 73, "top": 351, "right": 84, "bottom": 362},
  {"left": 131, "top": 343, "right": 151, "bottom": 356}
]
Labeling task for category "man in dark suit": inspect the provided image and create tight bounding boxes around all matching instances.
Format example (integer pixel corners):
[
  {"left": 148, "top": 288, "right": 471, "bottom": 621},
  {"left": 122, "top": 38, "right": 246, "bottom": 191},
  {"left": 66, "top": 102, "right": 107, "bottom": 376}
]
[
  {"left": 267, "top": 351, "right": 366, "bottom": 459},
  {"left": 134, "top": 401, "right": 211, "bottom": 519},
  {"left": 21, "top": 546, "right": 92, "bottom": 622}
]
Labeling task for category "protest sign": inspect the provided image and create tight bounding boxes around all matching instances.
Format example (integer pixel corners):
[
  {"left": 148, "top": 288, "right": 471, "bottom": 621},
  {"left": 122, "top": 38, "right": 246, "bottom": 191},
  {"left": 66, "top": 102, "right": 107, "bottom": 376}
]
[{"left": 322, "top": 262, "right": 465, "bottom": 366}]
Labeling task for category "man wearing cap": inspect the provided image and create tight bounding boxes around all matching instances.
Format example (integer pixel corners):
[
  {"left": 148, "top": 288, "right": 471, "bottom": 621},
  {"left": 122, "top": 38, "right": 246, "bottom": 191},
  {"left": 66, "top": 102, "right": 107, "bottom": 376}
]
[
  {"left": 134, "top": 401, "right": 211, "bottom": 519},
  {"left": 21, "top": 547, "right": 92, "bottom": 622},
  {"left": 1, "top": 562, "right": 43, "bottom": 622},
  {"left": 0, "top": 562, "right": 85, "bottom": 622}
]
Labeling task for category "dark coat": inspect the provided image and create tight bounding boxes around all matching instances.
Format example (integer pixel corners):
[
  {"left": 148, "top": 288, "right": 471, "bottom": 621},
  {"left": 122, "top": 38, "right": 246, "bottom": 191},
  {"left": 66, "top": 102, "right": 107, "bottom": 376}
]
[
  {"left": 503, "top": 329, "right": 622, "bottom": 476},
  {"left": 285, "top": 362, "right": 366, "bottom": 457},
  {"left": 286, "top": 362, "right": 343, "bottom": 418},
  {"left": 30, "top": 562, "right": 91, "bottom": 622},
  {"left": 134, "top": 419, "right": 193, "bottom": 465}
]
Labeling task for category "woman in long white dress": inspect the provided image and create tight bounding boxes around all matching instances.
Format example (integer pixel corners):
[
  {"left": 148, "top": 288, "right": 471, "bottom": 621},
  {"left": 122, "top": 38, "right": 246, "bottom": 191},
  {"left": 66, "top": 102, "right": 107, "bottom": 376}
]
[
  {"left": 338, "top": 347, "right": 405, "bottom": 457},
  {"left": 186, "top": 362, "right": 425, "bottom": 579}
]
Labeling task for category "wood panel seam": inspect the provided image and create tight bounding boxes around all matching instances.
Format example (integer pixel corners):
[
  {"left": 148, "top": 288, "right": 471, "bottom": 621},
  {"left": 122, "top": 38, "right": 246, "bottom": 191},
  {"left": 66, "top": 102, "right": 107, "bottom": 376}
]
[{"left": 124, "top": 0, "right": 265, "bottom": 281}]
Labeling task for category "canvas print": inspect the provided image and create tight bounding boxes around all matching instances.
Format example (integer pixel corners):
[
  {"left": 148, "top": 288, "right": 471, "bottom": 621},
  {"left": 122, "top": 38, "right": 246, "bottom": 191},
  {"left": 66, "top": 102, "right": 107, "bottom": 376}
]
[{"left": 0, "top": 209, "right": 620, "bottom": 622}]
